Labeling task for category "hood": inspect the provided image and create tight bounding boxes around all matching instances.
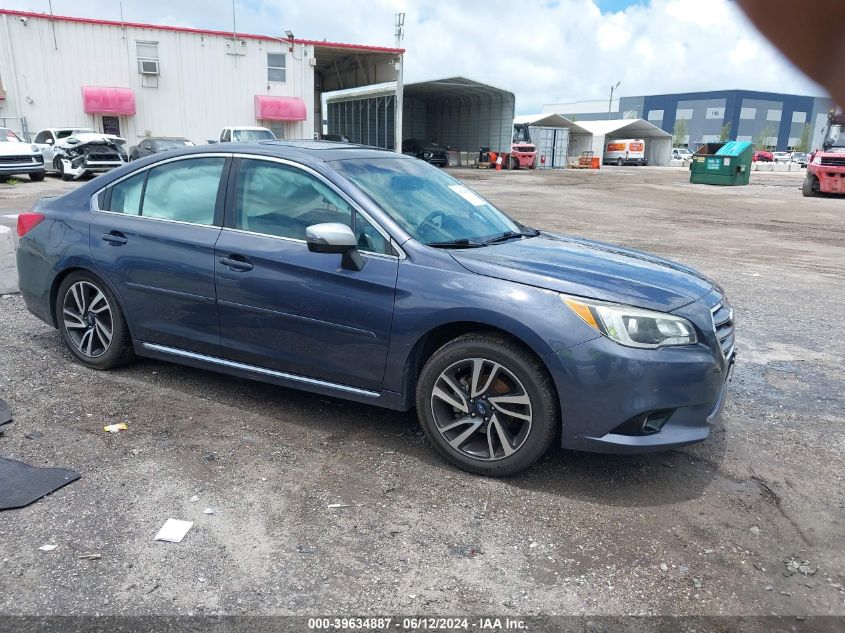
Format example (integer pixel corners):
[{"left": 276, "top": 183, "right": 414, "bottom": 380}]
[
  {"left": 0, "top": 141, "right": 35, "bottom": 157},
  {"left": 449, "top": 232, "right": 715, "bottom": 312},
  {"left": 57, "top": 133, "right": 126, "bottom": 149}
]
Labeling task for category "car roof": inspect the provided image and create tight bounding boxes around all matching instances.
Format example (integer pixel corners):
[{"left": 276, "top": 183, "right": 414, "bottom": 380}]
[
  {"left": 144, "top": 139, "right": 407, "bottom": 164},
  {"left": 228, "top": 126, "right": 272, "bottom": 131}
]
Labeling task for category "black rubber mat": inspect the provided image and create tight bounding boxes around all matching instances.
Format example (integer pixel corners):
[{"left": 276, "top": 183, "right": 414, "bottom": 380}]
[
  {"left": 0, "top": 399, "right": 11, "bottom": 427},
  {"left": 0, "top": 457, "right": 80, "bottom": 510}
]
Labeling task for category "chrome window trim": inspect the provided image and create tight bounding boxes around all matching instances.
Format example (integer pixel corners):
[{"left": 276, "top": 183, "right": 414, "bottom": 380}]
[
  {"left": 229, "top": 153, "right": 405, "bottom": 259},
  {"left": 140, "top": 342, "right": 380, "bottom": 398},
  {"left": 219, "top": 226, "right": 401, "bottom": 262}
]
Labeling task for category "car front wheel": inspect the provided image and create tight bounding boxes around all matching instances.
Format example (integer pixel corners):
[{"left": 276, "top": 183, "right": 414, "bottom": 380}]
[
  {"left": 56, "top": 271, "right": 134, "bottom": 369},
  {"left": 416, "top": 333, "right": 558, "bottom": 476}
]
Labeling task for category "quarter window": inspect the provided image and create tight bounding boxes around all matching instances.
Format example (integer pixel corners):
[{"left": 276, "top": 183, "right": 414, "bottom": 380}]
[
  {"left": 233, "top": 159, "right": 390, "bottom": 254},
  {"left": 106, "top": 171, "right": 146, "bottom": 215},
  {"left": 267, "top": 53, "right": 286, "bottom": 82},
  {"left": 141, "top": 157, "right": 225, "bottom": 225}
]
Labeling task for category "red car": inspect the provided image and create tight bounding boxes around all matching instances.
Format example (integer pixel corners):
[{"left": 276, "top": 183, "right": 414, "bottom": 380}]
[{"left": 752, "top": 150, "right": 773, "bottom": 162}]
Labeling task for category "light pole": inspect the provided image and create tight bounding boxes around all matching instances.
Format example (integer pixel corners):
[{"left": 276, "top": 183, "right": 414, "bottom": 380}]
[
  {"left": 394, "top": 12, "right": 405, "bottom": 154},
  {"left": 608, "top": 81, "right": 621, "bottom": 119}
]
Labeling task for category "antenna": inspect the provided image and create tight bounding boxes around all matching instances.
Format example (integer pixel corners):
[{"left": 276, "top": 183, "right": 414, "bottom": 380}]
[
  {"left": 394, "top": 12, "right": 405, "bottom": 48},
  {"left": 232, "top": 0, "right": 237, "bottom": 39}
]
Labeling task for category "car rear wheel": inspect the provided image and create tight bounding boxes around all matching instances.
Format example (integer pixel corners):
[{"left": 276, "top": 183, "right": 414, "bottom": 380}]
[
  {"left": 507, "top": 155, "right": 516, "bottom": 170},
  {"left": 616, "top": 157, "right": 624, "bottom": 166},
  {"left": 56, "top": 271, "right": 134, "bottom": 370},
  {"left": 802, "top": 174, "right": 819, "bottom": 197},
  {"left": 416, "top": 333, "right": 558, "bottom": 476}
]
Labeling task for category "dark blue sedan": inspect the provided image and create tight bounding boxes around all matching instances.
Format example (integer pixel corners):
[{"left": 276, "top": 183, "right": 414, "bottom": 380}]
[{"left": 15, "top": 141, "right": 735, "bottom": 476}]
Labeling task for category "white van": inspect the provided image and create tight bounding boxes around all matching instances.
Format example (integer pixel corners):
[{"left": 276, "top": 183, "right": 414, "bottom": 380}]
[{"left": 603, "top": 139, "right": 647, "bottom": 166}]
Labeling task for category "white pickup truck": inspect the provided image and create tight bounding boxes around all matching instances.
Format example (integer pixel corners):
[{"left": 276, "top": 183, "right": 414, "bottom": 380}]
[{"left": 216, "top": 126, "right": 276, "bottom": 143}]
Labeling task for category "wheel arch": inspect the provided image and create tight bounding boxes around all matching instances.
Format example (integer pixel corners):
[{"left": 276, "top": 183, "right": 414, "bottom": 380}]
[
  {"left": 50, "top": 266, "right": 135, "bottom": 337},
  {"left": 398, "top": 320, "right": 557, "bottom": 411}
]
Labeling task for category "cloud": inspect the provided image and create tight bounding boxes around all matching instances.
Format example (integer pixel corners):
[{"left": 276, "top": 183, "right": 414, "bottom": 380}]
[{"left": 3, "top": 0, "right": 824, "bottom": 113}]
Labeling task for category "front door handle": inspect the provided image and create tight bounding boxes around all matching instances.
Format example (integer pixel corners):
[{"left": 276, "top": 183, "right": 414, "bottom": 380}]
[
  {"left": 219, "top": 255, "right": 253, "bottom": 272},
  {"left": 102, "top": 231, "right": 128, "bottom": 246}
]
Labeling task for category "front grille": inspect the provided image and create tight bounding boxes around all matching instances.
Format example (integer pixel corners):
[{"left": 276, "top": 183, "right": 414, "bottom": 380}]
[
  {"left": 820, "top": 156, "right": 845, "bottom": 166},
  {"left": 514, "top": 145, "right": 535, "bottom": 153},
  {"left": 0, "top": 155, "right": 36, "bottom": 165},
  {"left": 709, "top": 295, "right": 735, "bottom": 360}
]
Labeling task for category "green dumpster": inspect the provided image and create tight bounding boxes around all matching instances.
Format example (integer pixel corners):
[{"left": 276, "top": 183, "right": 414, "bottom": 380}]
[{"left": 689, "top": 140, "right": 753, "bottom": 186}]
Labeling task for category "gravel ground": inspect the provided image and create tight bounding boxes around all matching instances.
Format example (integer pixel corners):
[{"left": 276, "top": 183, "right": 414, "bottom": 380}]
[{"left": 0, "top": 167, "right": 843, "bottom": 617}]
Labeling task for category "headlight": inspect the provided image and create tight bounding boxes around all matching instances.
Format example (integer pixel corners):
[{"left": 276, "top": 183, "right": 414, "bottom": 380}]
[
  {"left": 423, "top": 152, "right": 432, "bottom": 158},
  {"left": 561, "top": 294, "right": 697, "bottom": 349},
  {"left": 812, "top": 155, "right": 821, "bottom": 165}
]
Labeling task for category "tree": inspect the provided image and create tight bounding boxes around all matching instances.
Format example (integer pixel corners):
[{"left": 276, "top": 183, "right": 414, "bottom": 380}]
[
  {"left": 795, "top": 123, "right": 811, "bottom": 152},
  {"left": 672, "top": 119, "right": 688, "bottom": 147},
  {"left": 719, "top": 122, "right": 732, "bottom": 142},
  {"left": 754, "top": 124, "right": 776, "bottom": 150}
]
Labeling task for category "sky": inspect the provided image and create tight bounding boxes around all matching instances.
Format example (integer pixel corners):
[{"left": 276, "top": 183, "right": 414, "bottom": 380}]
[{"left": 2, "top": 0, "right": 824, "bottom": 113}]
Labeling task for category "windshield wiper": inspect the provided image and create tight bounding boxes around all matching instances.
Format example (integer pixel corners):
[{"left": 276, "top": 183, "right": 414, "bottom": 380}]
[
  {"left": 426, "top": 238, "right": 485, "bottom": 249},
  {"left": 481, "top": 228, "right": 540, "bottom": 245}
]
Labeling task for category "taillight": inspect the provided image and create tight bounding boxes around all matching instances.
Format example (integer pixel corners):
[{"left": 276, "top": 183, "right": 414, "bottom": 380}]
[{"left": 17, "top": 212, "right": 46, "bottom": 238}]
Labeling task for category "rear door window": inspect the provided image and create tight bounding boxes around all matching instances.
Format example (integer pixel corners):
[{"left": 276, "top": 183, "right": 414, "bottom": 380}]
[
  {"left": 141, "top": 157, "right": 226, "bottom": 225},
  {"left": 105, "top": 171, "right": 146, "bottom": 215}
]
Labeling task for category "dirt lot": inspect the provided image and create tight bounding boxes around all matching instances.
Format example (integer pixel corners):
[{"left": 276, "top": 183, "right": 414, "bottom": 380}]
[{"left": 0, "top": 167, "right": 843, "bottom": 618}]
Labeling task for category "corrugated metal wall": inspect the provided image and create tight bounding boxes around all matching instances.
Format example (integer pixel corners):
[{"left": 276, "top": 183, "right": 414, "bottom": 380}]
[
  {"left": 327, "top": 96, "right": 395, "bottom": 149},
  {"left": 0, "top": 13, "right": 315, "bottom": 143}
]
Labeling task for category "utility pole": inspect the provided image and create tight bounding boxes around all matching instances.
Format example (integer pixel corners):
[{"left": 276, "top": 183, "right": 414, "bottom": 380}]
[
  {"left": 394, "top": 12, "right": 405, "bottom": 153},
  {"left": 608, "top": 81, "right": 621, "bottom": 119}
]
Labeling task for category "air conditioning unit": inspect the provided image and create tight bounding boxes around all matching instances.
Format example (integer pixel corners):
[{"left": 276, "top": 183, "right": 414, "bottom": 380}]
[{"left": 139, "top": 59, "right": 160, "bottom": 76}]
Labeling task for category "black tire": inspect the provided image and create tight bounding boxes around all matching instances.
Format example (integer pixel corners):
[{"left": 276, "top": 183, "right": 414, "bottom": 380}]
[
  {"left": 29, "top": 170, "right": 46, "bottom": 182},
  {"left": 802, "top": 174, "right": 818, "bottom": 197},
  {"left": 56, "top": 159, "right": 72, "bottom": 181},
  {"left": 55, "top": 271, "right": 134, "bottom": 370},
  {"left": 416, "top": 333, "right": 558, "bottom": 476},
  {"left": 616, "top": 157, "right": 624, "bottom": 166},
  {"left": 507, "top": 155, "right": 516, "bottom": 170}
]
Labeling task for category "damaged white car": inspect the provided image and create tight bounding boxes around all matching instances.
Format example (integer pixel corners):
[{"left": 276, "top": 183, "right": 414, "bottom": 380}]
[{"left": 33, "top": 128, "right": 127, "bottom": 180}]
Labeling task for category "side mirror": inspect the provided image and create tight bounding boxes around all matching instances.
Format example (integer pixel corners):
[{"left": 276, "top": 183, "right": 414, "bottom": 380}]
[
  {"left": 45, "top": 138, "right": 54, "bottom": 145},
  {"left": 306, "top": 223, "right": 364, "bottom": 271}
]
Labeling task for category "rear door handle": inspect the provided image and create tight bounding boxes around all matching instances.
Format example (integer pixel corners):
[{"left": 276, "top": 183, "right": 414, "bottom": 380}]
[
  {"left": 219, "top": 255, "right": 253, "bottom": 272},
  {"left": 102, "top": 231, "right": 128, "bottom": 246}
]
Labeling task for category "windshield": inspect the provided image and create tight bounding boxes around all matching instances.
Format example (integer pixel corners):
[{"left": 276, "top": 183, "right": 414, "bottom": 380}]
[
  {"left": 513, "top": 126, "right": 530, "bottom": 143},
  {"left": 334, "top": 157, "right": 521, "bottom": 245},
  {"left": 828, "top": 125, "right": 845, "bottom": 148},
  {"left": 1, "top": 129, "right": 23, "bottom": 142},
  {"left": 233, "top": 129, "right": 275, "bottom": 142},
  {"left": 157, "top": 139, "right": 195, "bottom": 150},
  {"left": 56, "top": 129, "right": 95, "bottom": 139}
]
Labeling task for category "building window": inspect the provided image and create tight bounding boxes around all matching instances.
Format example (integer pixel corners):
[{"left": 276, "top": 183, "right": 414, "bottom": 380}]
[
  {"left": 701, "top": 134, "right": 720, "bottom": 142},
  {"left": 267, "top": 53, "right": 286, "bottom": 82},
  {"left": 676, "top": 108, "right": 693, "bottom": 120},
  {"left": 767, "top": 109, "right": 782, "bottom": 121},
  {"left": 705, "top": 107, "right": 724, "bottom": 119},
  {"left": 136, "top": 41, "right": 160, "bottom": 75},
  {"left": 792, "top": 111, "right": 807, "bottom": 123},
  {"left": 647, "top": 109, "right": 663, "bottom": 122},
  {"left": 737, "top": 135, "right": 753, "bottom": 142},
  {"left": 740, "top": 107, "right": 756, "bottom": 119}
]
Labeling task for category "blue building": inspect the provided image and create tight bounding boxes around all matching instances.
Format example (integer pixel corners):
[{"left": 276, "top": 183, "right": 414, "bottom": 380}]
[{"left": 543, "top": 90, "right": 834, "bottom": 151}]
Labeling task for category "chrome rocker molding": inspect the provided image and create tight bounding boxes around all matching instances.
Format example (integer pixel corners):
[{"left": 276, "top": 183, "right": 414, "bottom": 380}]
[{"left": 139, "top": 342, "right": 381, "bottom": 398}]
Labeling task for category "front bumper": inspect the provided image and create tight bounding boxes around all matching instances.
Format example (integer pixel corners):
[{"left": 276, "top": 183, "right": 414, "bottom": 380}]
[
  {"left": 0, "top": 156, "right": 45, "bottom": 175},
  {"left": 547, "top": 334, "right": 733, "bottom": 454},
  {"left": 60, "top": 157, "right": 125, "bottom": 179}
]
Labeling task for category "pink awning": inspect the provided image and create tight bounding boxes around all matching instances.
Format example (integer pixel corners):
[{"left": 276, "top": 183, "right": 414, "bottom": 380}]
[
  {"left": 82, "top": 86, "right": 136, "bottom": 115},
  {"left": 254, "top": 95, "right": 306, "bottom": 121}
]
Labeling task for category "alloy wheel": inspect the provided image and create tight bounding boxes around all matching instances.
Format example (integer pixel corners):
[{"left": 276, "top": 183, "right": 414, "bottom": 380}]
[
  {"left": 62, "top": 281, "right": 113, "bottom": 358},
  {"left": 430, "top": 357, "right": 533, "bottom": 461}
]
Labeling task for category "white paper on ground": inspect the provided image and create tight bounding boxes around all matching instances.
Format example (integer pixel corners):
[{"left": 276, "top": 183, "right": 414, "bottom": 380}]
[
  {"left": 448, "top": 184, "right": 486, "bottom": 206},
  {"left": 154, "top": 518, "right": 194, "bottom": 543}
]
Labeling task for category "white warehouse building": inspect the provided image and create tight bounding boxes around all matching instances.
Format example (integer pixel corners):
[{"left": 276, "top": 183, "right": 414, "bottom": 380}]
[{"left": 0, "top": 8, "right": 403, "bottom": 145}]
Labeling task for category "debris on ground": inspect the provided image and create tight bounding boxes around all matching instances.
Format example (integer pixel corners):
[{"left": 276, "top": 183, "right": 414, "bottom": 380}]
[
  {"left": 203, "top": 508, "right": 215, "bottom": 515},
  {"left": 660, "top": 563, "right": 669, "bottom": 572},
  {"left": 24, "top": 431, "right": 44, "bottom": 439},
  {"left": 154, "top": 519, "right": 193, "bottom": 543},
  {"left": 784, "top": 558, "right": 817, "bottom": 576},
  {"left": 750, "top": 525, "right": 761, "bottom": 535},
  {"left": 0, "top": 399, "right": 11, "bottom": 426},
  {"left": 78, "top": 553, "right": 101, "bottom": 561},
  {"left": 327, "top": 503, "right": 350, "bottom": 509},
  {"left": 38, "top": 543, "right": 57, "bottom": 552},
  {"left": 0, "top": 457, "right": 80, "bottom": 510},
  {"left": 692, "top": 577, "right": 704, "bottom": 589},
  {"left": 103, "top": 423, "right": 128, "bottom": 433},
  {"left": 189, "top": 495, "right": 199, "bottom": 503}
]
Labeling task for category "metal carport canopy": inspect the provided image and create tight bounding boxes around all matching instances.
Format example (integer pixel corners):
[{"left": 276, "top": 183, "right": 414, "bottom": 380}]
[
  {"left": 573, "top": 119, "right": 673, "bottom": 166},
  {"left": 403, "top": 77, "right": 515, "bottom": 154}
]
